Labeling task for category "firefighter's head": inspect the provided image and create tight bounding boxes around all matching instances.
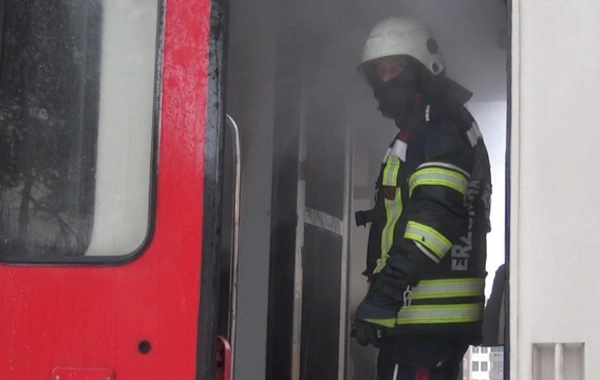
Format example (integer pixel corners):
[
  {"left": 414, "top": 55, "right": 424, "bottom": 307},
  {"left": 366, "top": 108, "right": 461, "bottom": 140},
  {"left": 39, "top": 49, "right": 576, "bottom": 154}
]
[{"left": 358, "top": 17, "right": 446, "bottom": 122}]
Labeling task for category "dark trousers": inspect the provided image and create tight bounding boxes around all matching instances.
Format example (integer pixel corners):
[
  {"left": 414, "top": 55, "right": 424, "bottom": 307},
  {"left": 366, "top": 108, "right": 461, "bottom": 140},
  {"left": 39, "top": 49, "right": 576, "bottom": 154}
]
[{"left": 377, "top": 336, "right": 468, "bottom": 380}]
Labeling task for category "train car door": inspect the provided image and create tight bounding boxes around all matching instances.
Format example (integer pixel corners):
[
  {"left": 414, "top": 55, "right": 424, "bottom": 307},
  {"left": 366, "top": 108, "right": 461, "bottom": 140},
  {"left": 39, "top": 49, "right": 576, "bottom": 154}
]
[{"left": 0, "top": 0, "right": 224, "bottom": 379}]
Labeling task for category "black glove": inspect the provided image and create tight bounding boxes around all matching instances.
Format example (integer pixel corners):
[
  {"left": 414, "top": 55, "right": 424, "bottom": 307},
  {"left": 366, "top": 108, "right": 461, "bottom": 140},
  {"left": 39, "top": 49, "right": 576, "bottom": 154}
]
[{"left": 351, "top": 281, "right": 404, "bottom": 347}]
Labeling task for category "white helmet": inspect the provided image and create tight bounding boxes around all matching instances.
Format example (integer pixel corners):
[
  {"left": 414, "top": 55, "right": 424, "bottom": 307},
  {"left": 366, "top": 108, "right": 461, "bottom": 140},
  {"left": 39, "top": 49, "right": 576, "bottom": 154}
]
[{"left": 358, "top": 17, "right": 446, "bottom": 78}]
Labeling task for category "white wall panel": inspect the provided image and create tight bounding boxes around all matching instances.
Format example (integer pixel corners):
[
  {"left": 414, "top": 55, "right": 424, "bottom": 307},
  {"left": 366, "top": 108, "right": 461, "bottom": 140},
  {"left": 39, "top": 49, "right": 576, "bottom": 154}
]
[{"left": 512, "top": 1, "right": 600, "bottom": 378}]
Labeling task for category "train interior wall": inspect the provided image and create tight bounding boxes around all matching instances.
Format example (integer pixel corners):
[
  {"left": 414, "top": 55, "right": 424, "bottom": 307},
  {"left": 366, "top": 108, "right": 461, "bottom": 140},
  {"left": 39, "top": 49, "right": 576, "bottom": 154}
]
[{"left": 221, "top": 1, "right": 508, "bottom": 379}]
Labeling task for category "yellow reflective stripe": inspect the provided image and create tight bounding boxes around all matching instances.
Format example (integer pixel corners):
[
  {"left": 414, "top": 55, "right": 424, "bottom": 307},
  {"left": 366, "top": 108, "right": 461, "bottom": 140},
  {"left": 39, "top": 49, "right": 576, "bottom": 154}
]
[
  {"left": 382, "top": 155, "right": 401, "bottom": 186},
  {"left": 365, "top": 318, "right": 396, "bottom": 329},
  {"left": 374, "top": 187, "right": 403, "bottom": 274},
  {"left": 374, "top": 154, "right": 403, "bottom": 274},
  {"left": 396, "top": 303, "right": 484, "bottom": 325},
  {"left": 404, "top": 221, "right": 452, "bottom": 260},
  {"left": 416, "top": 161, "right": 470, "bottom": 177},
  {"left": 414, "top": 242, "right": 440, "bottom": 264},
  {"left": 409, "top": 167, "right": 469, "bottom": 197},
  {"left": 411, "top": 278, "right": 485, "bottom": 300}
]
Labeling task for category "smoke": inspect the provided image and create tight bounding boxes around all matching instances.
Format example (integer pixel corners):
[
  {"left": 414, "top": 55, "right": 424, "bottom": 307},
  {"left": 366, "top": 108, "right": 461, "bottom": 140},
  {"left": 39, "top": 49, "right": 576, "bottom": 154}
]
[{"left": 224, "top": 1, "right": 508, "bottom": 379}]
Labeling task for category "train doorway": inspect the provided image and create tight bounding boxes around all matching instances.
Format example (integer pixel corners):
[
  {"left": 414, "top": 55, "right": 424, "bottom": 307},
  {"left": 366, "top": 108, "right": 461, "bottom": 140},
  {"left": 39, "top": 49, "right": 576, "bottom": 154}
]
[{"left": 220, "top": 1, "right": 509, "bottom": 379}]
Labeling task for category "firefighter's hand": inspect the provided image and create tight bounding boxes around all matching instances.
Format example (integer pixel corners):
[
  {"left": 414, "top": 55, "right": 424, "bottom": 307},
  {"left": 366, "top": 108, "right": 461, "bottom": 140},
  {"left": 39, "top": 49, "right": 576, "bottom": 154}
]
[
  {"left": 351, "top": 319, "right": 385, "bottom": 348},
  {"left": 351, "top": 284, "right": 401, "bottom": 347}
]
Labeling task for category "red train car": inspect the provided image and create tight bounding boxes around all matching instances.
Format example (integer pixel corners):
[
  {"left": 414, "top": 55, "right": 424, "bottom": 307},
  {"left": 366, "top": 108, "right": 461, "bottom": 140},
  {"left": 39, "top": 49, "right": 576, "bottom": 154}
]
[{"left": 0, "top": 0, "right": 229, "bottom": 378}]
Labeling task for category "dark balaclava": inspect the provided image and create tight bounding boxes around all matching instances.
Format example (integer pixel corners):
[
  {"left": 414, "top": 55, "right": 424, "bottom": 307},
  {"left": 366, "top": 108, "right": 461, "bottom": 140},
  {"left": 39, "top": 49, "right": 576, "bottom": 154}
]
[
  {"left": 370, "top": 58, "right": 473, "bottom": 129},
  {"left": 370, "top": 58, "right": 424, "bottom": 128}
]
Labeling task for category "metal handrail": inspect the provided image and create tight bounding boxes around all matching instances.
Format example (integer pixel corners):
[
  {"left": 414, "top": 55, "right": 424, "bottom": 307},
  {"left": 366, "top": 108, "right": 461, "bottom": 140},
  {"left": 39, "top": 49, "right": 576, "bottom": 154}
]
[{"left": 225, "top": 114, "right": 241, "bottom": 380}]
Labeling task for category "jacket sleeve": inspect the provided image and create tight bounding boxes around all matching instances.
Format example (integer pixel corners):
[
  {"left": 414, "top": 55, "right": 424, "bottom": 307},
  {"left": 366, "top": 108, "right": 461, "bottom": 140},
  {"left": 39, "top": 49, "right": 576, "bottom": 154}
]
[{"left": 375, "top": 122, "right": 474, "bottom": 296}]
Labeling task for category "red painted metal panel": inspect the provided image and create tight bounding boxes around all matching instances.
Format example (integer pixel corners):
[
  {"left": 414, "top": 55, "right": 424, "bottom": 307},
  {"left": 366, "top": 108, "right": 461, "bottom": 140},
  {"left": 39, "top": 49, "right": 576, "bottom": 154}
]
[
  {"left": 0, "top": 0, "right": 212, "bottom": 379},
  {"left": 52, "top": 367, "right": 115, "bottom": 380}
]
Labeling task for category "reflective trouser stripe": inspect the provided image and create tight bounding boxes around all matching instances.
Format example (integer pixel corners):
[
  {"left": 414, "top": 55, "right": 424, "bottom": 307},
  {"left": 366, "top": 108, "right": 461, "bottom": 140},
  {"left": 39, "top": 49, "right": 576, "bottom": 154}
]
[
  {"left": 374, "top": 187, "right": 403, "bottom": 274},
  {"left": 411, "top": 278, "right": 485, "bottom": 300},
  {"left": 404, "top": 221, "right": 452, "bottom": 261},
  {"left": 396, "top": 303, "right": 484, "bottom": 325},
  {"left": 409, "top": 164, "right": 469, "bottom": 197}
]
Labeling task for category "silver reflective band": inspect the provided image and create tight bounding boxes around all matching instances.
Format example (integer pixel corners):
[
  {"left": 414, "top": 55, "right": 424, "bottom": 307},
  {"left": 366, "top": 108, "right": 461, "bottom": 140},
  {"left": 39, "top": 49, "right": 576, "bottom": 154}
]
[
  {"left": 466, "top": 122, "right": 483, "bottom": 147},
  {"left": 396, "top": 303, "right": 484, "bottom": 324},
  {"left": 415, "top": 162, "right": 470, "bottom": 178},
  {"left": 414, "top": 241, "right": 440, "bottom": 264},
  {"left": 390, "top": 139, "right": 407, "bottom": 161},
  {"left": 411, "top": 278, "right": 485, "bottom": 300},
  {"left": 382, "top": 155, "right": 400, "bottom": 186},
  {"left": 374, "top": 188, "right": 403, "bottom": 274},
  {"left": 404, "top": 221, "right": 452, "bottom": 259},
  {"left": 409, "top": 168, "right": 469, "bottom": 196}
]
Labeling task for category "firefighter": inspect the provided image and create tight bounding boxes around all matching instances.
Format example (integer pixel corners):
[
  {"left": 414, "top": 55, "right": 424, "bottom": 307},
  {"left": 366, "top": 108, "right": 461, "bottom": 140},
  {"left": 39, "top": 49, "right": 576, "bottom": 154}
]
[{"left": 351, "top": 17, "right": 492, "bottom": 380}]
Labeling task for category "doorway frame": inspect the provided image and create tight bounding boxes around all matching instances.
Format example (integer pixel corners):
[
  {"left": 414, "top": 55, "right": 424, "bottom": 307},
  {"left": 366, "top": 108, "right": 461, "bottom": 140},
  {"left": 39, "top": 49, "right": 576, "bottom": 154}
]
[{"left": 209, "top": 0, "right": 516, "bottom": 378}]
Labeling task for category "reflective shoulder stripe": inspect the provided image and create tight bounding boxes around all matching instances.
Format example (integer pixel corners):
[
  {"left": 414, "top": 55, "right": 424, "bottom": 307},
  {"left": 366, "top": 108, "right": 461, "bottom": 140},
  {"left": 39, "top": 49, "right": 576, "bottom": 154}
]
[
  {"left": 381, "top": 147, "right": 391, "bottom": 163},
  {"left": 466, "top": 121, "right": 483, "bottom": 147},
  {"left": 382, "top": 136, "right": 408, "bottom": 163},
  {"left": 404, "top": 221, "right": 452, "bottom": 260},
  {"left": 409, "top": 166, "right": 469, "bottom": 197},
  {"left": 396, "top": 303, "right": 484, "bottom": 325},
  {"left": 374, "top": 187, "right": 403, "bottom": 274},
  {"left": 411, "top": 278, "right": 485, "bottom": 300},
  {"left": 390, "top": 138, "right": 407, "bottom": 161}
]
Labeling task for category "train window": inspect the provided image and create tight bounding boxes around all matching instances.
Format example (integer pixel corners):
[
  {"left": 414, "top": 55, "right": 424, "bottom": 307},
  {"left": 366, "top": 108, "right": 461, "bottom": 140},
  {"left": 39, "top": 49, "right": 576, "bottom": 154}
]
[{"left": 0, "top": 0, "right": 160, "bottom": 261}]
